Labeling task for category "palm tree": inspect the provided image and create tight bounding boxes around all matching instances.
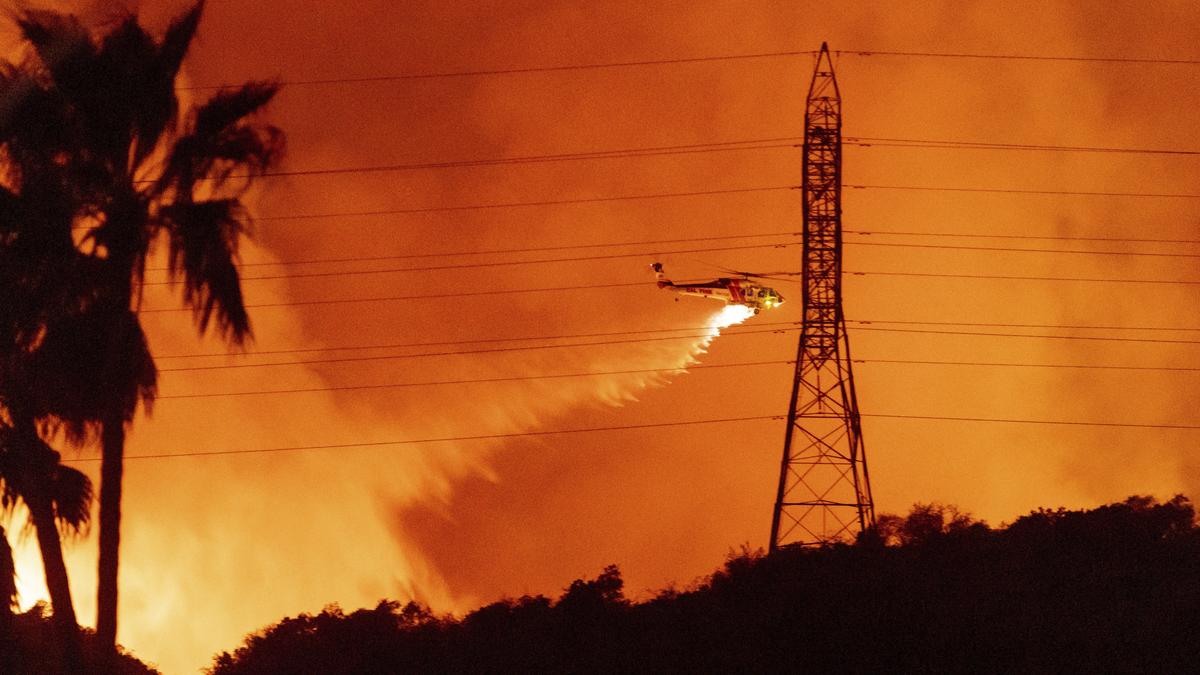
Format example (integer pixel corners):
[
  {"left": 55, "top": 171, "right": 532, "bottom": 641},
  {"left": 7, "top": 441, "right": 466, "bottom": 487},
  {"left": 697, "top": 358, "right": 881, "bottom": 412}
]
[
  {"left": 0, "top": 523, "right": 16, "bottom": 670},
  {"left": 0, "top": 418, "right": 95, "bottom": 672},
  {"left": 11, "top": 1, "right": 283, "bottom": 649}
]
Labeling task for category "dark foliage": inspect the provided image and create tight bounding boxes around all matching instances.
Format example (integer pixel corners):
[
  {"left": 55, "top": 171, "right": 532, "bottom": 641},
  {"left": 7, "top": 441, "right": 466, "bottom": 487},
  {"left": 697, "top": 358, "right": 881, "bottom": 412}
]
[
  {"left": 0, "top": 603, "right": 157, "bottom": 674},
  {"left": 210, "top": 495, "right": 1200, "bottom": 674}
]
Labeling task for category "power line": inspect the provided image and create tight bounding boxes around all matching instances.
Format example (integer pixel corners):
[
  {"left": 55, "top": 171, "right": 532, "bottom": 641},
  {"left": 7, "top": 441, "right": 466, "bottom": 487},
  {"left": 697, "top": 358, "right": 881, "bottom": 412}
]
[
  {"left": 152, "top": 230, "right": 802, "bottom": 271},
  {"left": 852, "top": 326, "right": 1200, "bottom": 345},
  {"left": 199, "top": 183, "right": 1197, "bottom": 229},
  {"left": 183, "top": 50, "right": 818, "bottom": 90},
  {"left": 837, "top": 49, "right": 1200, "bottom": 66},
  {"left": 158, "top": 356, "right": 1200, "bottom": 400},
  {"left": 849, "top": 319, "right": 1200, "bottom": 333},
  {"left": 848, "top": 183, "right": 1200, "bottom": 199},
  {"left": 157, "top": 355, "right": 1200, "bottom": 400},
  {"left": 255, "top": 185, "right": 797, "bottom": 221},
  {"left": 153, "top": 317, "right": 1200, "bottom": 361},
  {"left": 257, "top": 139, "right": 801, "bottom": 179},
  {"left": 66, "top": 415, "right": 785, "bottom": 462},
  {"left": 142, "top": 237, "right": 1196, "bottom": 288},
  {"left": 141, "top": 280, "right": 649, "bottom": 313},
  {"left": 157, "top": 327, "right": 799, "bottom": 372},
  {"left": 845, "top": 239, "right": 1200, "bottom": 259},
  {"left": 143, "top": 240, "right": 800, "bottom": 286},
  {"left": 61, "top": 408, "right": 1200, "bottom": 463},
  {"left": 154, "top": 320, "right": 1200, "bottom": 374},
  {"left": 849, "top": 228, "right": 1200, "bottom": 246},
  {"left": 846, "top": 136, "right": 1200, "bottom": 156},
  {"left": 179, "top": 46, "right": 1200, "bottom": 94},
  {"left": 865, "top": 413, "right": 1200, "bottom": 430},
  {"left": 141, "top": 268, "right": 1200, "bottom": 314},
  {"left": 845, "top": 269, "right": 1200, "bottom": 286},
  {"left": 155, "top": 320, "right": 801, "bottom": 360},
  {"left": 856, "top": 358, "right": 1200, "bottom": 372},
  {"left": 158, "top": 359, "right": 791, "bottom": 399},
  {"left": 169, "top": 132, "right": 1200, "bottom": 187}
]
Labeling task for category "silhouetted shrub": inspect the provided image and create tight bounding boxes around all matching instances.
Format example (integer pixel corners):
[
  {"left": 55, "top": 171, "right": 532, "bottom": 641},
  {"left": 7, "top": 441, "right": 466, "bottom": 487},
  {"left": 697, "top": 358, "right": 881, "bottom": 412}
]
[
  {"left": 0, "top": 603, "right": 157, "bottom": 674},
  {"left": 210, "top": 496, "right": 1200, "bottom": 674}
]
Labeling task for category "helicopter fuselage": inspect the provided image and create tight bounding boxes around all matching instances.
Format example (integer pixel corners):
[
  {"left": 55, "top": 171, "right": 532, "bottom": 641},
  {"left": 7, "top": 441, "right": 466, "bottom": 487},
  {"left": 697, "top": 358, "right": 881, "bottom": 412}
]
[{"left": 653, "top": 263, "right": 784, "bottom": 314}]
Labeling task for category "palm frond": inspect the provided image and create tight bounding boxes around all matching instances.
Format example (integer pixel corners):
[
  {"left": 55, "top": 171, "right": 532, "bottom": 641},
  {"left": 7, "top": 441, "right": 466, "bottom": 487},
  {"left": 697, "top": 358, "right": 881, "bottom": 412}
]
[
  {"left": 158, "top": 82, "right": 282, "bottom": 196},
  {"left": 95, "top": 16, "right": 160, "bottom": 166},
  {"left": 49, "top": 463, "right": 92, "bottom": 536},
  {"left": 15, "top": 11, "right": 97, "bottom": 96},
  {"left": 0, "top": 422, "right": 89, "bottom": 536},
  {"left": 159, "top": 1, "right": 204, "bottom": 82},
  {"left": 29, "top": 304, "right": 158, "bottom": 434},
  {"left": 160, "top": 198, "right": 251, "bottom": 341}
]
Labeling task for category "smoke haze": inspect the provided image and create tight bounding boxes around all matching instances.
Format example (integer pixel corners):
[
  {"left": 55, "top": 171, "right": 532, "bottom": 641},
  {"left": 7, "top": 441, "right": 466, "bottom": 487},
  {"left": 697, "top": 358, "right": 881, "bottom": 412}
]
[{"left": 4, "top": 1, "right": 1200, "bottom": 671}]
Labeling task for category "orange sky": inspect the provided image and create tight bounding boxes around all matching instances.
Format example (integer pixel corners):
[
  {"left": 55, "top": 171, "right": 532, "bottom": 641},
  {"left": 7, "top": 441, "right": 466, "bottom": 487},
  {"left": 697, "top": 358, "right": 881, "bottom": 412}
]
[{"left": 6, "top": 0, "right": 1200, "bottom": 672}]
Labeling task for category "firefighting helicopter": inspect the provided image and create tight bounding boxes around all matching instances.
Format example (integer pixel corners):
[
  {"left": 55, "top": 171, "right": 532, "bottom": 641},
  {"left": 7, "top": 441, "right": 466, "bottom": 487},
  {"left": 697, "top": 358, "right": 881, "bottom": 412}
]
[{"left": 651, "top": 262, "right": 785, "bottom": 314}]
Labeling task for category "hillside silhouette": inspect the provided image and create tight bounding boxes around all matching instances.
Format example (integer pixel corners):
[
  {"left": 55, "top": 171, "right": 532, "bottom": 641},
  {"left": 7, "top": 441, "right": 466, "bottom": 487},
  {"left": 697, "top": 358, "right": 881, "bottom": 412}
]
[{"left": 209, "top": 495, "right": 1200, "bottom": 673}]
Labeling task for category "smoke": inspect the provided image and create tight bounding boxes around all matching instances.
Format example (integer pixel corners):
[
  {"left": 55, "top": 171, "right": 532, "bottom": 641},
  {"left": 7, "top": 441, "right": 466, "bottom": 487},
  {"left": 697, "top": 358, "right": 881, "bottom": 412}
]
[
  {"left": 5, "top": 1, "right": 1200, "bottom": 672},
  {"left": 13, "top": 235, "right": 756, "bottom": 672}
]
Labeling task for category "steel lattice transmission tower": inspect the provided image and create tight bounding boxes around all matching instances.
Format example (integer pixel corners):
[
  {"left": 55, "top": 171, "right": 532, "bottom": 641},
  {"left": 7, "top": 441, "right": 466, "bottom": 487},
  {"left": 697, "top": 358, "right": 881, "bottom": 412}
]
[{"left": 769, "top": 43, "right": 875, "bottom": 550}]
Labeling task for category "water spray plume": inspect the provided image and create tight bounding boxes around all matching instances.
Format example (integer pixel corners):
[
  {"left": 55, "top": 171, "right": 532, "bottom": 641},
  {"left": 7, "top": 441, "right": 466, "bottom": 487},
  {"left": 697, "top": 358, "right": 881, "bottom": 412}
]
[{"left": 708, "top": 304, "right": 756, "bottom": 332}]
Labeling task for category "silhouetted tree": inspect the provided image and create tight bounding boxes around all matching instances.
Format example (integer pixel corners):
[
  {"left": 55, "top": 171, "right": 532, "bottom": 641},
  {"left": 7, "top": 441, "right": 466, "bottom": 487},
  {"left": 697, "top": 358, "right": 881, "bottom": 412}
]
[
  {"left": 210, "top": 496, "right": 1200, "bottom": 674},
  {"left": 5, "top": 1, "right": 283, "bottom": 650},
  {"left": 0, "top": 25, "right": 154, "bottom": 669},
  {"left": 0, "top": 422, "right": 94, "bottom": 672},
  {"left": 0, "top": 524, "right": 15, "bottom": 671}
]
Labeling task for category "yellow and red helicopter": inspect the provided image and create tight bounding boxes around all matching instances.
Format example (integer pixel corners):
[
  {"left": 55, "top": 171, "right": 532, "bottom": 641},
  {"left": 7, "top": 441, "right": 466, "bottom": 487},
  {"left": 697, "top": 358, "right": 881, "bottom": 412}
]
[{"left": 652, "top": 262, "right": 785, "bottom": 314}]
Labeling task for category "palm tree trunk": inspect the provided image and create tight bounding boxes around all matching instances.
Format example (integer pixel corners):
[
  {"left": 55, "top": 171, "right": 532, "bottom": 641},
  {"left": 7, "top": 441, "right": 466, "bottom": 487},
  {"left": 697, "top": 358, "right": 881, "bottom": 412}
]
[
  {"left": 27, "top": 490, "right": 84, "bottom": 672},
  {"left": 20, "top": 456, "right": 84, "bottom": 672},
  {"left": 11, "top": 414, "right": 83, "bottom": 670},
  {"left": 96, "top": 416, "right": 125, "bottom": 649},
  {"left": 0, "top": 525, "right": 18, "bottom": 672}
]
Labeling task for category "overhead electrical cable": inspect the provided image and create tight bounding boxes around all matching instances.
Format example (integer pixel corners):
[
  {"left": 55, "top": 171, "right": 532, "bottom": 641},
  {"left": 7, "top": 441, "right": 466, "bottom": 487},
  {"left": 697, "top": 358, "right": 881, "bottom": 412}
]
[
  {"left": 140, "top": 238, "right": 1196, "bottom": 287},
  {"left": 255, "top": 185, "right": 797, "bottom": 220},
  {"left": 142, "top": 240, "right": 801, "bottom": 286},
  {"left": 844, "top": 269, "right": 1200, "bottom": 286},
  {"left": 845, "top": 135, "right": 1200, "bottom": 156},
  {"left": 836, "top": 49, "right": 1200, "bottom": 66},
  {"left": 140, "top": 269, "right": 1200, "bottom": 315},
  {"left": 179, "top": 46, "right": 1200, "bottom": 93},
  {"left": 844, "top": 239, "right": 1200, "bottom": 259},
  {"left": 848, "top": 183, "right": 1200, "bottom": 199},
  {"left": 66, "top": 415, "right": 786, "bottom": 462},
  {"left": 864, "top": 413, "right": 1200, "bottom": 430},
  {"left": 140, "top": 226, "right": 1200, "bottom": 279},
  {"left": 157, "top": 327, "right": 801, "bottom": 372},
  {"left": 158, "top": 359, "right": 792, "bottom": 399},
  {"left": 256, "top": 139, "right": 802, "bottom": 178},
  {"left": 148, "top": 230, "right": 803, "bottom": 271},
  {"left": 155, "top": 320, "right": 801, "bottom": 360},
  {"left": 153, "top": 321, "right": 1200, "bottom": 375},
  {"left": 139, "top": 132, "right": 1200, "bottom": 188},
  {"left": 156, "top": 317, "right": 1200, "bottom": 362},
  {"left": 855, "top": 358, "right": 1200, "bottom": 372},
  {"left": 848, "top": 228, "right": 1200, "bottom": 245},
  {"left": 182, "top": 49, "right": 819, "bottom": 90},
  {"left": 851, "top": 326, "right": 1200, "bottom": 345},
  {"left": 848, "top": 319, "right": 1200, "bottom": 332},
  {"left": 62, "top": 411, "right": 1200, "bottom": 463},
  {"left": 158, "top": 356, "right": 1200, "bottom": 399},
  {"left": 141, "top": 281, "right": 650, "bottom": 313}
]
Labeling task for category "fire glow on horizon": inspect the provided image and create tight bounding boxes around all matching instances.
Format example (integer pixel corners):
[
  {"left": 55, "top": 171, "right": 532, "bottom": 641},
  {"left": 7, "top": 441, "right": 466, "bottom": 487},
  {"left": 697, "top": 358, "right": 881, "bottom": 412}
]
[{"left": 4, "top": 2, "right": 1199, "bottom": 672}]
